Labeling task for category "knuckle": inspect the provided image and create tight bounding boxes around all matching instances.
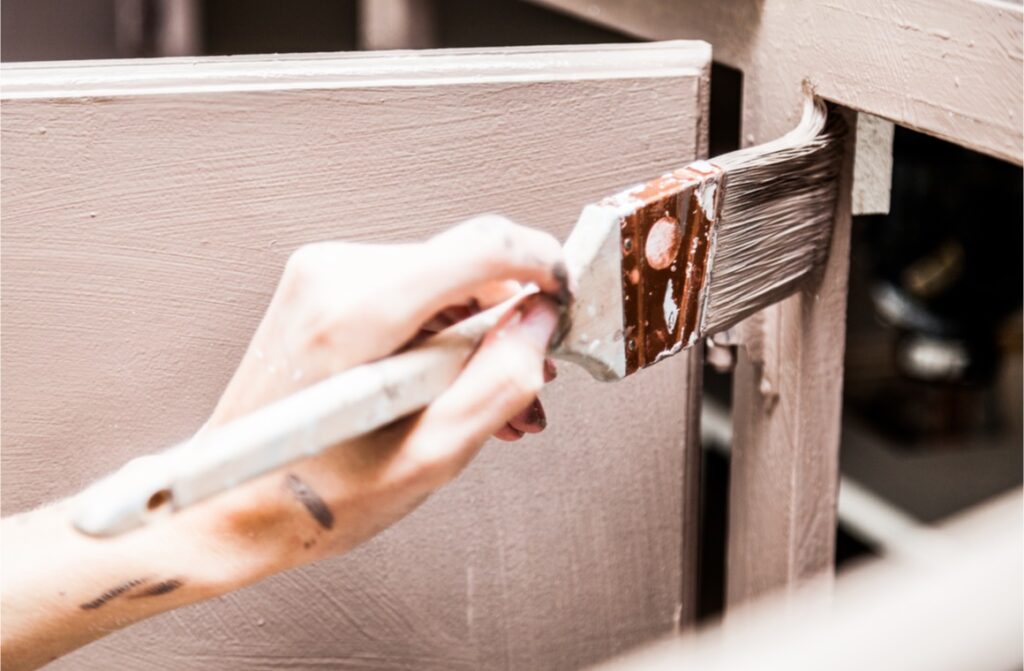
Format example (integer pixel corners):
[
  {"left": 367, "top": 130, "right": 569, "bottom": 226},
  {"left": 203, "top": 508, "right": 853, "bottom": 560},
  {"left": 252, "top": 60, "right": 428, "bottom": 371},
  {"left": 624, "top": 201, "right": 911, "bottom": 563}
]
[
  {"left": 402, "top": 435, "right": 463, "bottom": 487},
  {"left": 492, "top": 347, "right": 544, "bottom": 400},
  {"left": 442, "top": 215, "right": 518, "bottom": 256},
  {"left": 534, "top": 229, "right": 562, "bottom": 254},
  {"left": 285, "top": 243, "right": 321, "bottom": 274},
  {"left": 462, "top": 214, "right": 516, "bottom": 236},
  {"left": 285, "top": 242, "right": 355, "bottom": 283},
  {"left": 283, "top": 244, "right": 326, "bottom": 292},
  {"left": 299, "top": 311, "right": 338, "bottom": 352}
]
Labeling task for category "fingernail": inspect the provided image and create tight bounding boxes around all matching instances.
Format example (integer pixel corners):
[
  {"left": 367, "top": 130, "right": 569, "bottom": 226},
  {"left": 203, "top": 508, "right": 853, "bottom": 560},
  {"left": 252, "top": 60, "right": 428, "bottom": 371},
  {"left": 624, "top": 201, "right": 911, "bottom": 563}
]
[
  {"left": 527, "top": 399, "right": 547, "bottom": 430},
  {"left": 550, "top": 261, "right": 573, "bottom": 307},
  {"left": 543, "top": 359, "right": 558, "bottom": 382},
  {"left": 515, "top": 296, "right": 560, "bottom": 351}
]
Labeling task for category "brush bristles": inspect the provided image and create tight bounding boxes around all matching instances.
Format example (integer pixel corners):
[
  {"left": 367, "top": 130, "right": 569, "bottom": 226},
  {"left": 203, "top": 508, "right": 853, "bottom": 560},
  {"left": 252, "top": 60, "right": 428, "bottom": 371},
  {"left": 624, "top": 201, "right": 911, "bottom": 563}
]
[{"left": 701, "top": 99, "right": 845, "bottom": 335}]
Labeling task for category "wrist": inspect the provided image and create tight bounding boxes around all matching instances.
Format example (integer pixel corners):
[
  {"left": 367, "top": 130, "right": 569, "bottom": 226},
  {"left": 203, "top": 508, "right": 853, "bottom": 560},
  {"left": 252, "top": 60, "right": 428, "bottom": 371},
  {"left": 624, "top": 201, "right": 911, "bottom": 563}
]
[{"left": 1, "top": 499, "right": 240, "bottom": 669}]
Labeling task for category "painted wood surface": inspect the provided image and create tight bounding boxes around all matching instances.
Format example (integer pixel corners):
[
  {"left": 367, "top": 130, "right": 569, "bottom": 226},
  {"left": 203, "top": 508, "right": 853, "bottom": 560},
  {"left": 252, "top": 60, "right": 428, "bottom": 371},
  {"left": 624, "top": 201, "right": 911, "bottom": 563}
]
[
  {"left": 597, "top": 490, "right": 1024, "bottom": 671},
  {"left": 726, "top": 112, "right": 854, "bottom": 605},
  {"left": 851, "top": 114, "right": 894, "bottom": 216},
  {"left": 537, "top": 0, "right": 1023, "bottom": 164},
  {"left": 531, "top": 0, "right": 878, "bottom": 606},
  {"left": 1, "top": 42, "right": 709, "bottom": 669}
]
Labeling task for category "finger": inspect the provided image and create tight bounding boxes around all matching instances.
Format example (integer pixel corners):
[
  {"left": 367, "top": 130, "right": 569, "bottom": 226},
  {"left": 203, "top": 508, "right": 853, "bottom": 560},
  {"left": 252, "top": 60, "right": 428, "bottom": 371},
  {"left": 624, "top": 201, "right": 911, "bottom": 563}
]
[
  {"left": 401, "top": 295, "right": 560, "bottom": 484},
  {"left": 508, "top": 399, "right": 546, "bottom": 435},
  {"left": 419, "top": 310, "right": 459, "bottom": 335},
  {"left": 417, "top": 281, "right": 519, "bottom": 336},
  {"left": 494, "top": 424, "right": 524, "bottom": 442},
  {"left": 405, "top": 281, "right": 523, "bottom": 351},
  {"left": 472, "top": 280, "right": 523, "bottom": 309},
  {"left": 405, "top": 216, "right": 568, "bottom": 328}
]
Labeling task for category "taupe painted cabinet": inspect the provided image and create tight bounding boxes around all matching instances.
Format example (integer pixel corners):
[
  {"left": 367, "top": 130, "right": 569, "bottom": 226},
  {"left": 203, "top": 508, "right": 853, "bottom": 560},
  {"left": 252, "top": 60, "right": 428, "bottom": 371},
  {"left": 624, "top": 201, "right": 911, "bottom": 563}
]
[{"left": 2, "top": 43, "right": 709, "bottom": 669}]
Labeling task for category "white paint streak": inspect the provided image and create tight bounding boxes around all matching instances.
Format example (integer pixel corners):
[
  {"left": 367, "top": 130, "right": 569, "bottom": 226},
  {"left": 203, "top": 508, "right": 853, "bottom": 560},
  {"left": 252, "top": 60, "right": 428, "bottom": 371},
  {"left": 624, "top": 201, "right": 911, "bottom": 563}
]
[
  {"left": 663, "top": 279, "right": 679, "bottom": 334},
  {"left": 696, "top": 179, "right": 718, "bottom": 220}
]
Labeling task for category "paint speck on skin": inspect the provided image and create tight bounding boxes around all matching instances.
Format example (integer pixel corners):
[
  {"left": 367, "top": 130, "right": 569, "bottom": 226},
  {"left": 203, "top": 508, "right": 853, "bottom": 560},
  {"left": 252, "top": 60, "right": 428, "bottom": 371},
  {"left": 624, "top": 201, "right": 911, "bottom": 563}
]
[
  {"left": 253, "top": 348, "right": 264, "bottom": 360},
  {"left": 292, "top": 368, "right": 304, "bottom": 381},
  {"left": 285, "top": 473, "right": 334, "bottom": 530}
]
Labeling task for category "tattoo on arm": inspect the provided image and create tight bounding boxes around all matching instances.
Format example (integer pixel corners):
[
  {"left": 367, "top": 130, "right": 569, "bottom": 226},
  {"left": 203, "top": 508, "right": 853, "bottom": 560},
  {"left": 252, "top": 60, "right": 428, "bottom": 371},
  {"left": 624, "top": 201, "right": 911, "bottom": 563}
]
[
  {"left": 79, "top": 578, "right": 148, "bottom": 610},
  {"left": 128, "top": 579, "right": 183, "bottom": 598},
  {"left": 285, "top": 474, "right": 334, "bottom": 530},
  {"left": 79, "top": 577, "right": 184, "bottom": 610}
]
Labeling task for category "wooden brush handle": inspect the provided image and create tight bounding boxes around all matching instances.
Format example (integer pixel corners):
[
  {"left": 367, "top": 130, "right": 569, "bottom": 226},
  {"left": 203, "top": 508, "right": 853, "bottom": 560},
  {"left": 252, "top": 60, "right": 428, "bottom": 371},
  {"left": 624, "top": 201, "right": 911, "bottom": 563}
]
[{"left": 72, "top": 292, "right": 531, "bottom": 537}]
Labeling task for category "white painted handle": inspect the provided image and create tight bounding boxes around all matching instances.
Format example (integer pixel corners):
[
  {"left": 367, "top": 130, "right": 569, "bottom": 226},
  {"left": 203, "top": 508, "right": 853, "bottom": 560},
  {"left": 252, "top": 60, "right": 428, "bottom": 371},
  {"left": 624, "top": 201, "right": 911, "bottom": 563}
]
[{"left": 73, "top": 292, "right": 531, "bottom": 537}]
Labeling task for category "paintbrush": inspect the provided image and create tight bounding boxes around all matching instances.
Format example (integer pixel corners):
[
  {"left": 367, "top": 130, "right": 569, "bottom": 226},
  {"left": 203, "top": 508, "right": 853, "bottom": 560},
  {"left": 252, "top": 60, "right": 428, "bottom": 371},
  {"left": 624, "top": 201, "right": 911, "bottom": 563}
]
[
  {"left": 72, "top": 98, "right": 844, "bottom": 537},
  {"left": 555, "top": 97, "right": 844, "bottom": 380}
]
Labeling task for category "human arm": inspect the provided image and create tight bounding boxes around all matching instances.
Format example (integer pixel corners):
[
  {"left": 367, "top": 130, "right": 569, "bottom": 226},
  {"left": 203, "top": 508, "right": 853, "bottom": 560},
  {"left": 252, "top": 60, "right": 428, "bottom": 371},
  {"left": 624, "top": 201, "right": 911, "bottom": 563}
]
[{"left": 1, "top": 216, "right": 566, "bottom": 670}]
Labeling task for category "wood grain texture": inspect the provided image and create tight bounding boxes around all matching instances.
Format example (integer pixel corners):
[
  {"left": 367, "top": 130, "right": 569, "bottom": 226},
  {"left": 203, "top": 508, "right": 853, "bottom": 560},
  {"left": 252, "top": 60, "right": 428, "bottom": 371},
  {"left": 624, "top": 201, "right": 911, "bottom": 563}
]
[
  {"left": 537, "top": 0, "right": 1024, "bottom": 164},
  {"left": 1, "top": 42, "right": 709, "bottom": 669}
]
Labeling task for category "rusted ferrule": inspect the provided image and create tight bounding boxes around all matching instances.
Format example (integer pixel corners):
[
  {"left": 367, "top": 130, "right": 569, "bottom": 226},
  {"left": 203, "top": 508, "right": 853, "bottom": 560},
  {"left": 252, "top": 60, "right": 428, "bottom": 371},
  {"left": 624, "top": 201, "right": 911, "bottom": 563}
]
[{"left": 599, "top": 161, "right": 725, "bottom": 376}]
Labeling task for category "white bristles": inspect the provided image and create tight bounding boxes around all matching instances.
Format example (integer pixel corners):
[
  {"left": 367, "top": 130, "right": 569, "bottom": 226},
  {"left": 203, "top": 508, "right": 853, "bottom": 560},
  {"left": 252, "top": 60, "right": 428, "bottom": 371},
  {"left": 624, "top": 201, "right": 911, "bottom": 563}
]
[{"left": 701, "top": 99, "right": 844, "bottom": 335}]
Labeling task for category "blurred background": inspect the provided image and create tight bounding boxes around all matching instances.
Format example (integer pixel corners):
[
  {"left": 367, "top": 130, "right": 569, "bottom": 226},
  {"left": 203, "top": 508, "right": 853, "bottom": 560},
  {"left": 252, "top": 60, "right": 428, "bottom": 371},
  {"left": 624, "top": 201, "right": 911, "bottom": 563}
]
[{"left": 3, "top": 0, "right": 1022, "bottom": 623}]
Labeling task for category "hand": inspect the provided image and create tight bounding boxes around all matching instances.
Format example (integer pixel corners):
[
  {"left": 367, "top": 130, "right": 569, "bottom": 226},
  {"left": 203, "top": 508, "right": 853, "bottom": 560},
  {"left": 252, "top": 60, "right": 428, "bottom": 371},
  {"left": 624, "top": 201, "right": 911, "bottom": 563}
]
[
  {"left": 413, "top": 299, "right": 559, "bottom": 440},
  {"left": 195, "top": 215, "right": 568, "bottom": 585},
  {"left": 0, "top": 216, "right": 567, "bottom": 671}
]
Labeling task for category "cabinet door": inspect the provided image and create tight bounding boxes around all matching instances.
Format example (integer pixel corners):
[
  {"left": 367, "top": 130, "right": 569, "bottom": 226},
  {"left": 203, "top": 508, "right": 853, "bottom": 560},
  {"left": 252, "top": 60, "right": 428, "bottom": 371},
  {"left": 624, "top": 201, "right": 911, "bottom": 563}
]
[{"left": 2, "top": 41, "right": 709, "bottom": 670}]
